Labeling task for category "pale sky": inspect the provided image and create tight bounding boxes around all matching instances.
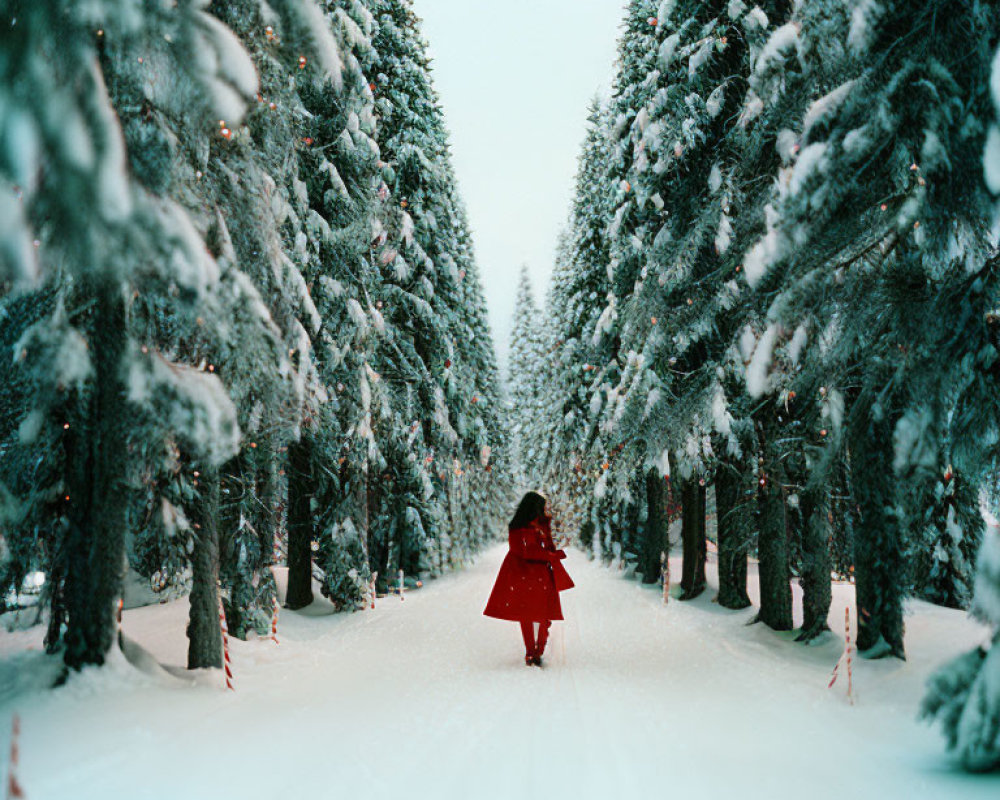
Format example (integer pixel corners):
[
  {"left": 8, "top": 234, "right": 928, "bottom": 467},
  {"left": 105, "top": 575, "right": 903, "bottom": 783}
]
[{"left": 418, "top": 0, "right": 625, "bottom": 378}]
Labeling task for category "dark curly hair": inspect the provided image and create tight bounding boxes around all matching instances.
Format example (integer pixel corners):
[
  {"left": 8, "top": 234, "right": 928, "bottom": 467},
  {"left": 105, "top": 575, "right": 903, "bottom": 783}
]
[{"left": 509, "top": 491, "right": 547, "bottom": 531}]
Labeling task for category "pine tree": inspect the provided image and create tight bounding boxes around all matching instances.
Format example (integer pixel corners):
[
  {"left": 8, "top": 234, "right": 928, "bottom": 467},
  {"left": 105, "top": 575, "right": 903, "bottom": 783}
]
[
  {"left": 368, "top": 0, "right": 510, "bottom": 579},
  {"left": 536, "top": 101, "right": 617, "bottom": 554},
  {"left": 920, "top": 37, "right": 1000, "bottom": 771},
  {"left": 922, "top": 520, "right": 1000, "bottom": 771},
  {"left": 285, "top": 0, "right": 383, "bottom": 611},
  {"left": 0, "top": 0, "right": 274, "bottom": 671},
  {"left": 508, "top": 267, "right": 546, "bottom": 487},
  {"left": 741, "top": 0, "right": 998, "bottom": 657}
]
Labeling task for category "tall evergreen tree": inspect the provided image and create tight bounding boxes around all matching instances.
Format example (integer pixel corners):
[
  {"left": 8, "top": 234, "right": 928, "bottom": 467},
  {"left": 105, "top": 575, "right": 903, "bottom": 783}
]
[
  {"left": 0, "top": 0, "right": 259, "bottom": 671},
  {"left": 508, "top": 267, "right": 546, "bottom": 487},
  {"left": 742, "top": 0, "right": 998, "bottom": 658},
  {"left": 536, "top": 101, "right": 617, "bottom": 553}
]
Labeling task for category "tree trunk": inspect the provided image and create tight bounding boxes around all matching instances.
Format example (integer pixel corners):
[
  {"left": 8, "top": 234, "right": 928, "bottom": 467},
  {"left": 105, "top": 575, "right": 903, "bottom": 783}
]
[
  {"left": 797, "top": 488, "right": 832, "bottom": 642},
  {"left": 755, "top": 477, "right": 793, "bottom": 630},
  {"left": 715, "top": 461, "right": 750, "bottom": 609},
  {"left": 679, "top": 478, "right": 707, "bottom": 600},
  {"left": 187, "top": 467, "right": 222, "bottom": 669},
  {"left": 852, "top": 422, "right": 906, "bottom": 659},
  {"left": 256, "top": 432, "right": 282, "bottom": 587},
  {"left": 641, "top": 469, "right": 669, "bottom": 584},
  {"left": 285, "top": 436, "right": 314, "bottom": 610},
  {"left": 217, "top": 453, "right": 244, "bottom": 636},
  {"left": 62, "top": 277, "right": 129, "bottom": 672}
]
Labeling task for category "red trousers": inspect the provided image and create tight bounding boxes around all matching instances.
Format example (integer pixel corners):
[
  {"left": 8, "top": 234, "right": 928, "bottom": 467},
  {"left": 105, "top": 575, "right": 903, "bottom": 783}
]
[{"left": 520, "top": 620, "right": 551, "bottom": 656}]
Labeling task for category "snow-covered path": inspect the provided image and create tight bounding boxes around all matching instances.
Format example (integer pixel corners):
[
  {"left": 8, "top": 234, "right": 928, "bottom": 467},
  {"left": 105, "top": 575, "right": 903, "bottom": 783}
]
[{"left": 1, "top": 546, "right": 996, "bottom": 799}]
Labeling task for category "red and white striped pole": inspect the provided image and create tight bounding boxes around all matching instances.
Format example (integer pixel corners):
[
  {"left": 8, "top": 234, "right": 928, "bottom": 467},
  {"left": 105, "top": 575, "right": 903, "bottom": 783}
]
[
  {"left": 369, "top": 571, "right": 378, "bottom": 610},
  {"left": 218, "top": 593, "right": 234, "bottom": 691},
  {"left": 398, "top": 569, "right": 405, "bottom": 602},
  {"left": 6, "top": 714, "right": 24, "bottom": 800},
  {"left": 845, "top": 606, "right": 854, "bottom": 704},
  {"left": 827, "top": 606, "right": 854, "bottom": 704},
  {"left": 661, "top": 551, "right": 669, "bottom": 605},
  {"left": 270, "top": 594, "right": 279, "bottom": 644}
]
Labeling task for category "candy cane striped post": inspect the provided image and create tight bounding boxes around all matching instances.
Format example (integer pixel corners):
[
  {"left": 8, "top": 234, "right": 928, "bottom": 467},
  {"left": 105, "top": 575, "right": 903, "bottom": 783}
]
[
  {"left": 369, "top": 572, "right": 378, "bottom": 610},
  {"left": 270, "top": 594, "right": 279, "bottom": 644},
  {"left": 845, "top": 606, "right": 854, "bottom": 704},
  {"left": 827, "top": 607, "right": 854, "bottom": 704},
  {"left": 398, "top": 569, "right": 405, "bottom": 602},
  {"left": 661, "top": 551, "right": 669, "bottom": 605},
  {"left": 6, "top": 715, "right": 23, "bottom": 799},
  {"left": 218, "top": 593, "right": 234, "bottom": 691},
  {"left": 6, "top": 714, "right": 24, "bottom": 800}
]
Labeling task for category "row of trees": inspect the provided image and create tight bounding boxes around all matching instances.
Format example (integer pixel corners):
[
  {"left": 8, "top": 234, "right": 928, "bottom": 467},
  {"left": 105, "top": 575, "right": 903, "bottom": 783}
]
[
  {"left": 0, "top": 0, "right": 511, "bottom": 677},
  {"left": 509, "top": 0, "right": 1000, "bottom": 771}
]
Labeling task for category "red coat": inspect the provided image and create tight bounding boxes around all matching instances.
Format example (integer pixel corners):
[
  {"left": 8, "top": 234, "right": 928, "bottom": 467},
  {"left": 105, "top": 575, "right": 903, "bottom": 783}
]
[{"left": 484, "top": 520, "right": 574, "bottom": 622}]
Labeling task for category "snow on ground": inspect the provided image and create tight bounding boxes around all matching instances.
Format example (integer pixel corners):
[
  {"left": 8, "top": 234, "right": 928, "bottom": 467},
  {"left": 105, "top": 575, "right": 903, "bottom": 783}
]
[{"left": 0, "top": 546, "right": 997, "bottom": 800}]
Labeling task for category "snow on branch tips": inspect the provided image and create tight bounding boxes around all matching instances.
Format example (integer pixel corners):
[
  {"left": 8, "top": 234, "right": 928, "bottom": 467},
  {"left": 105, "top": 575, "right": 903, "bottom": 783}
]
[
  {"left": 128, "top": 351, "right": 241, "bottom": 467},
  {"left": 746, "top": 324, "right": 777, "bottom": 398},
  {"left": 193, "top": 10, "right": 259, "bottom": 125},
  {"left": 742, "top": 203, "right": 785, "bottom": 287},
  {"left": 271, "top": 0, "right": 344, "bottom": 87},
  {"left": 13, "top": 301, "right": 93, "bottom": 407},
  {"left": 985, "top": 48, "right": 1000, "bottom": 197},
  {"left": 0, "top": 189, "right": 38, "bottom": 286}
]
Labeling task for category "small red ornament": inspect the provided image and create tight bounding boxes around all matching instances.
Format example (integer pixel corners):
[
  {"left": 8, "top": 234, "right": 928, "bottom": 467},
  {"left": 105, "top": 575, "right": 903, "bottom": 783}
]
[
  {"left": 444, "top": 359, "right": 451, "bottom": 368},
  {"left": 302, "top": 137, "right": 314, "bottom": 145},
  {"left": 648, "top": 16, "right": 658, "bottom": 25},
  {"left": 298, "top": 55, "right": 307, "bottom": 69},
  {"left": 220, "top": 127, "right": 232, "bottom": 140}
]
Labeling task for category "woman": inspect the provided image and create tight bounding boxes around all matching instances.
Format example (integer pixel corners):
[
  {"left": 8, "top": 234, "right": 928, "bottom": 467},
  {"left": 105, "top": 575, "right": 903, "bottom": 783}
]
[{"left": 484, "top": 491, "right": 574, "bottom": 666}]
